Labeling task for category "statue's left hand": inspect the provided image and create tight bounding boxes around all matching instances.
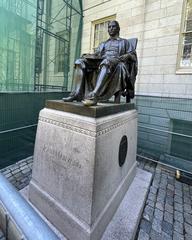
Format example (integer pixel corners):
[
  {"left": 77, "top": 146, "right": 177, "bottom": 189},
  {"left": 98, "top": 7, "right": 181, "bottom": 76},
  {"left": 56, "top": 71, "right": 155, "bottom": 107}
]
[{"left": 118, "top": 54, "right": 130, "bottom": 62}]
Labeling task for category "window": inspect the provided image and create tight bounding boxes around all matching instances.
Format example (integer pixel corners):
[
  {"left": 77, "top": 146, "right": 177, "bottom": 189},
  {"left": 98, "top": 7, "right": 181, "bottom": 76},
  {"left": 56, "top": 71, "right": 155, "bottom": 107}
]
[
  {"left": 177, "top": 0, "right": 192, "bottom": 72},
  {"left": 92, "top": 15, "right": 116, "bottom": 51},
  {"left": 55, "top": 31, "right": 66, "bottom": 73}
]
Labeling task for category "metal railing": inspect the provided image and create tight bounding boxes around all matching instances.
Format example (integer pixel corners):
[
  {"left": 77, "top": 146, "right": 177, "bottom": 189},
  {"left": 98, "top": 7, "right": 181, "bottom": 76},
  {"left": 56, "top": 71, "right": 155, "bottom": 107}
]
[{"left": 0, "top": 173, "right": 60, "bottom": 240}]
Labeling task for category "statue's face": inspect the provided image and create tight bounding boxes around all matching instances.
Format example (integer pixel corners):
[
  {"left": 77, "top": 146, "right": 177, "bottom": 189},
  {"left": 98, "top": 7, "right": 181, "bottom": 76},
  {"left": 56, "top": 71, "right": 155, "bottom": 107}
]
[{"left": 108, "top": 21, "right": 119, "bottom": 37}]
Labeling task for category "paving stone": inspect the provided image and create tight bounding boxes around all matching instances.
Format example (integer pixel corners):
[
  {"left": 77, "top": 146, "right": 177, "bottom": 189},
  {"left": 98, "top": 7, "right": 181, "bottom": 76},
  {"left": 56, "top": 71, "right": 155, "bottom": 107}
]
[
  {"left": 150, "top": 229, "right": 162, "bottom": 240},
  {"left": 155, "top": 202, "right": 164, "bottom": 211},
  {"left": 143, "top": 205, "right": 154, "bottom": 221},
  {"left": 174, "top": 211, "right": 184, "bottom": 224},
  {"left": 161, "top": 173, "right": 167, "bottom": 180},
  {"left": 3, "top": 172, "right": 12, "bottom": 178},
  {"left": 19, "top": 162, "right": 27, "bottom": 167},
  {"left": 137, "top": 229, "right": 150, "bottom": 240},
  {"left": 183, "top": 184, "right": 189, "bottom": 192},
  {"left": 140, "top": 219, "right": 151, "bottom": 234},
  {"left": 174, "top": 195, "right": 183, "bottom": 204},
  {"left": 13, "top": 172, "right": 23, "bottom": 179},
  {"left": 167, "top": 184, "right": 174, "bottom": 192},
  {"left": 152, "top": 181, "right": 159, "bottom": 188},
  {"left": 164, "top": 211, "right": 173, "bottom": 224},
  {"left": 165, "top": 203, "right": 174, "bottom": 214},
  {"left": 154, "top": 209, "right": 163, "bottom": 221},
  {"left": 162, "top": 220, "right": 173, "bottom": 236},
  {"left": 175, "top": 188, "right": 183, "bottom": 197},
  {"left": 167, "top": 189, "right": 174, "bottom": 197},
  {"left": 20, "top": 177, "right": 30, "bottom": 184},
  {"left": 184, "top": 222, "right": 192, "bottom": 235},
  {"left": 174, "top": 202, "right": 183, "bottom": 213},
  {"left": 174, "top": 221, "right": 183, "bottom": 234},
  {"left": 167, "top": 176, "right": 174, "bottom": 185},
  {"left": 20, "top": 165, "right": 28, "bottom": 171},
  {"left": 159, "top": 183, "right": 167, "bottom": 190},
  {"left": 185, "top": 233, "right": 192, "bottom": 240},
  {"left": 11, "top": 168, "right": 21, "bottom": 175},
  {"left": 152, "top": 218, "right": 162, "bottom": 233},
  {"left": 21, "top": 168, "right": 31, "bottom": 174},
  {"left": 184, "top": 197, "right": 191, "bottom": 204},
  {"left": 154, "top": 173, "right": 161, "bottom": 179},
  {"left": 158, "top": 188, "right": 166, "bottom": 197},
  {"left": 184, "top": 213, "right": 192, "bottom": 225},
  {"left": 148, "top": 193, "right": 156, "bottom": 202},
  {"left": 175, "top": 180, "right": 182, "bottom": 189},
  {"left": 184, "top": 203, "right": 192, "bottom": 213},
  {"left": 1, "top": 169, "right": 10, "bottom": 175},
  {"left": 150, "top": 186, "right": 158, "bottom": 195},
  {"left": 161, "top": 231, "right": 172, "bottom": 240},
  {"left": 146, "top": 199, "right": 155, "bottom": 208},
  {"left": 9, "top": 165, "right": 19, "bottom": 171},
  {"left": 173, "top": 231, "right": 184, "bottom": 240},
  {"left": 166, "top": 195, "right": 174, "bottom": 205}
]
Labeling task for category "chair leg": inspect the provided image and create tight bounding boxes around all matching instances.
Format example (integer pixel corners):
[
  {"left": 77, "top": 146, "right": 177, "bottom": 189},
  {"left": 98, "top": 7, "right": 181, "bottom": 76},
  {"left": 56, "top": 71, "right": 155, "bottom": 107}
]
[
  {"left": 126, "top": 95, "right": 130, "bottom": 103},
  {"left": 114, "top": 91, "right": 121, "bottom": 103}
]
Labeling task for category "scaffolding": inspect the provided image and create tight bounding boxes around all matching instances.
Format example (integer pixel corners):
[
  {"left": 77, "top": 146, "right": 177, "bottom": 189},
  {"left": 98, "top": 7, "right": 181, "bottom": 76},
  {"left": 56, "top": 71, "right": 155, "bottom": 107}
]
[
  {"left": 0, "top": 0, "right": 83, "bottom": 92},
  {"left": 0, "top": 0, "right": 36, "bottom": 91},
  {"left": 34, "top": 0, "right": 83, "bottom": 91}
]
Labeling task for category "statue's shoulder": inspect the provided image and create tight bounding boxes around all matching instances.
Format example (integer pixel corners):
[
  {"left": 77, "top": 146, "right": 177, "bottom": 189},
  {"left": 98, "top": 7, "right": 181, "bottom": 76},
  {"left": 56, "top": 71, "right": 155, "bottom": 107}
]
[
  {"left": 118, "top": 37, "right": 128, "bottom": 41},
  {"left": 118, "top": 37, "right": 129, "bottom": 45},
  {"left": 98, "top": 41, "right": 106, "bottom": 49}
]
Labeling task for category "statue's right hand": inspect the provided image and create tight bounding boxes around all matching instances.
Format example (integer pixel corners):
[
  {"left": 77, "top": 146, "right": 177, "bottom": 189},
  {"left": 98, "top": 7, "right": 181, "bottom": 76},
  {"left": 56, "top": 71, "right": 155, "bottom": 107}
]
[{"left": 82, "top": 53, "right": 89, "bottom": 57}]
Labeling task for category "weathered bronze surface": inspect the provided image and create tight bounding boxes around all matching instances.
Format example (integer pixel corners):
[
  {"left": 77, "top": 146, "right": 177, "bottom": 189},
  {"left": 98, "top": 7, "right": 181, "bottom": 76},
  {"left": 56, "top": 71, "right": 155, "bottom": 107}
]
[
  {"left": 46, "top": 100, "right": 135, "bottom": 118},
  {"left": 62, "top": 20, "right": 138, "bottom": 106},
  {"left": 119, "top": 135, "right": 128, "bottom": 167}
]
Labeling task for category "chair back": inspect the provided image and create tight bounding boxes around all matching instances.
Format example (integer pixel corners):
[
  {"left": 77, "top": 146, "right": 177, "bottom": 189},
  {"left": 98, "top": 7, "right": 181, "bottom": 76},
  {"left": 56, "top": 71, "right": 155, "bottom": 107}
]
[{"left": 127, "top": 38, "right": 138, "bottom": 52}]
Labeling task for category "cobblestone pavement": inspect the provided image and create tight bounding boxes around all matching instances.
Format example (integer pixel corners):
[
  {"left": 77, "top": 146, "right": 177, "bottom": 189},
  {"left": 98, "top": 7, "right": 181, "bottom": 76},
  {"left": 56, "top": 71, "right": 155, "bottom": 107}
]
[
  {"left": 0, "top": 157, "right": 32, "bottom": 190},
  {"left": 136, "top": 158, "right": 192, "bottom": 240},
  {"left": 0, "top": 157, "right": 192, "bottom": 240}
]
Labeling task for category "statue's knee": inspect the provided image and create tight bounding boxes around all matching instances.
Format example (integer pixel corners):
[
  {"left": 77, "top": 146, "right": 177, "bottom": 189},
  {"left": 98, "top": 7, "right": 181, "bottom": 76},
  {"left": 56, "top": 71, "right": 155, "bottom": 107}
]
[{"left": 74, "top": 59, "right": 86, "bottom": 69}]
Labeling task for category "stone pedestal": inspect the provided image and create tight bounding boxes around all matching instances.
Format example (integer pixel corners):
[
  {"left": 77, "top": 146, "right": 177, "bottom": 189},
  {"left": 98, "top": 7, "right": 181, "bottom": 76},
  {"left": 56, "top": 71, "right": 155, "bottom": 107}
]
[{"left": 29, "top": 101, "right": 137, "bottom": 240}]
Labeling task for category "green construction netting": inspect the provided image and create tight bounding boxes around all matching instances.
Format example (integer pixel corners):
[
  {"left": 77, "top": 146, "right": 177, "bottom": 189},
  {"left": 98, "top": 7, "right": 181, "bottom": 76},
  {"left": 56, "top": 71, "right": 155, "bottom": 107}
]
[
  {"left": 0, "top": 0, "right": 36, "bottom": 91},
  {"left": 0, "top": 92, "right": 68, "bottom": 168},
  {"left": 135, "top": 96, "right": 192, "bottom": 173}
]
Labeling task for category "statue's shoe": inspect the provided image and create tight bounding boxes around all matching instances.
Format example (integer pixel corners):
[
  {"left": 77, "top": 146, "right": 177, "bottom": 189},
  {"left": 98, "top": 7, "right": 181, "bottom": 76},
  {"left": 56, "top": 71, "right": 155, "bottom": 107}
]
[
  {"left": 82, "top": 98, "right": 97, "bottom": 106},
  {"left": 62, "top": 94, "right": 81, "bottom": 102}
]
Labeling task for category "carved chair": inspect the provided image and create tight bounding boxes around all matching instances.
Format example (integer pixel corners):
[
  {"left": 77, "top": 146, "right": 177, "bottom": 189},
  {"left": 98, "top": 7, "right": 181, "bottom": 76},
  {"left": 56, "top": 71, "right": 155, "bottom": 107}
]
[{"left": 114, "top": 37, "right": 138, "bottom": 104}]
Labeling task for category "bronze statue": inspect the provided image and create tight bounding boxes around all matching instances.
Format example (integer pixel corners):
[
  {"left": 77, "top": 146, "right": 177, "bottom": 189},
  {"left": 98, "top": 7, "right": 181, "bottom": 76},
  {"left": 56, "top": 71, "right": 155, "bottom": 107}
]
[{"left": 63, "top": 20, "right": 138, "bottom": 106}]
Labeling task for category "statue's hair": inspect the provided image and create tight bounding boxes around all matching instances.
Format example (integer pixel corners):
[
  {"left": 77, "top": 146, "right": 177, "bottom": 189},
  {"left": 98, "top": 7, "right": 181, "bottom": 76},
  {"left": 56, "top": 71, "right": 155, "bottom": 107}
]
[{"left": 108, "top": 20, "right": 120, "bottom": 32}]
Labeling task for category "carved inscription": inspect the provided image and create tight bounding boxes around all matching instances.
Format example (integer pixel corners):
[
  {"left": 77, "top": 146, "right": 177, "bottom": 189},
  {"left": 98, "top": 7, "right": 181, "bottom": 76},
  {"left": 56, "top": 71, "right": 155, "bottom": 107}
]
[{"left": 42, "top": 144, "right": 82, "bottom": 169}]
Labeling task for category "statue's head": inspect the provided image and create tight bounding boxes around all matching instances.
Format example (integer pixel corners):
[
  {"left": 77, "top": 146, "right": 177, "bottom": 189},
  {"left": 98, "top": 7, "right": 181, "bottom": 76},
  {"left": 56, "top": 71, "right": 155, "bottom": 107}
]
[{"left": 108, "top": 21, "right": 120, "bottom": 37}]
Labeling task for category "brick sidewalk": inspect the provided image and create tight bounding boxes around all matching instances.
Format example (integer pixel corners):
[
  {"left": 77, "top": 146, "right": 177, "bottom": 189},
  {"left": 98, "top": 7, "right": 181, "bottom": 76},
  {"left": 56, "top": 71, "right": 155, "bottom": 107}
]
[
  {"left": 0, "top": 157, "right": 192, "bottom": 240},
  {"left": 136, "top": 159, "right": 192, "bottom": 240},
  {"left": 0, "top": 157, "right": 32, "bottom": 190}
]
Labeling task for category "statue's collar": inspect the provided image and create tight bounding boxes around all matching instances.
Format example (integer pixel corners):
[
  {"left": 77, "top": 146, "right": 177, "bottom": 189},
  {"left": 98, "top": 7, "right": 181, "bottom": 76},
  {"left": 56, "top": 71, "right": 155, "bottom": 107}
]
[{"left": 107, "top": 37, "right": 121, "bottom": 41}]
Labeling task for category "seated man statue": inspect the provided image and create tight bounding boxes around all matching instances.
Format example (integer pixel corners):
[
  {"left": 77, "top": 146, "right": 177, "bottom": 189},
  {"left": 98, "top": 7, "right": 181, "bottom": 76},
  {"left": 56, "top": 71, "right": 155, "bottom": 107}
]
[{"left": 63, "top": 20, "right": 138, "bottom": 106}]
